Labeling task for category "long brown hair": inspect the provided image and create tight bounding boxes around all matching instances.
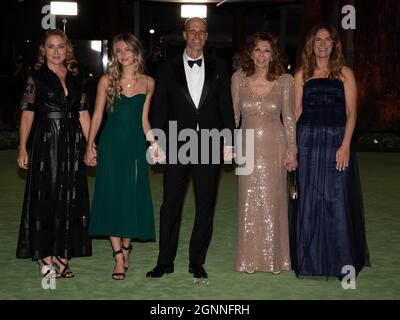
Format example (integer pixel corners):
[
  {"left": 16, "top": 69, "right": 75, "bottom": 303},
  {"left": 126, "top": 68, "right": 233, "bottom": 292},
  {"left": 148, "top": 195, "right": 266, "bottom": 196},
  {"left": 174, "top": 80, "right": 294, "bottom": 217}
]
[
  {"left": 301, "top": 23, "right": 345, "bottom": 82},
  {"left": 241, "top": 32, "right": 285, "bottom": 81},
  {"left": 34, "top": 29, "right": 78, "bottom": 75},
  {"left": 106, "top": 33, "right": 145, "bottom": 109}
]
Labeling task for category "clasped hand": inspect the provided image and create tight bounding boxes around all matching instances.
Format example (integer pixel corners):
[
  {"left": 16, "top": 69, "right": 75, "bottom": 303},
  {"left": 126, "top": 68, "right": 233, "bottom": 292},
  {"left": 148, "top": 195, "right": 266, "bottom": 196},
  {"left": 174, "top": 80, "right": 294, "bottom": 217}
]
[
  {"left": 223, "top": 146, "right": 236, "bottom": 162},
  {"left": 84, "top": 144, "right": 97, "bottom": 166},
  {"left": 148, "top": 142, "right": 166, "bottom": 164}
]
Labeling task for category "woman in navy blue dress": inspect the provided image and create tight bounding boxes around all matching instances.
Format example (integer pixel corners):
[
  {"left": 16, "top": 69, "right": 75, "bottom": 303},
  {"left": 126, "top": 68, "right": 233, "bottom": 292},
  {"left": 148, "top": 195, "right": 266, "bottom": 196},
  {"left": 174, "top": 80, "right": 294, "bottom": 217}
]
[{"left": 291, "top": 24, "right": 370, "bottom": 278}]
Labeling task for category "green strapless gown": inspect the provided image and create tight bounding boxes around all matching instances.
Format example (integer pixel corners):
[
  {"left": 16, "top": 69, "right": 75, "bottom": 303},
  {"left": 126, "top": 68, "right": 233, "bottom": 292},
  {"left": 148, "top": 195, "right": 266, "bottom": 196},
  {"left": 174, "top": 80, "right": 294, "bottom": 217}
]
[{"left": 89, "top": 93, "right": 155, "bottom": 241}]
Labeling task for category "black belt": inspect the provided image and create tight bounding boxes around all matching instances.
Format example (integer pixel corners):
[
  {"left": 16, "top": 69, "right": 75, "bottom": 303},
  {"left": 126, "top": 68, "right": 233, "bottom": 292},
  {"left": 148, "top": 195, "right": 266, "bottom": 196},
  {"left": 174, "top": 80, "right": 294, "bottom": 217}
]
[{"left": 40, "top": 112, "right": 79, "bottom": 119}]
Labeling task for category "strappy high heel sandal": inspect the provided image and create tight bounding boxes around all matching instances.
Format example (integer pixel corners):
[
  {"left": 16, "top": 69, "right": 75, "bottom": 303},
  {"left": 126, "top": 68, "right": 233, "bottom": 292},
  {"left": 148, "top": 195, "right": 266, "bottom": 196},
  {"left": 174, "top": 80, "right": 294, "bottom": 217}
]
[
  {"left": 112, "top": 249, "right": 126, "bottom": 280},
  {"left": 37, "top": 258, "right": 60, "bottom": 278},
  {"left": 121, "top": 243, "right": 133, "bottom": 272},
  {"left": 53, "top": 256, "right": 75, "bottom": 278}
]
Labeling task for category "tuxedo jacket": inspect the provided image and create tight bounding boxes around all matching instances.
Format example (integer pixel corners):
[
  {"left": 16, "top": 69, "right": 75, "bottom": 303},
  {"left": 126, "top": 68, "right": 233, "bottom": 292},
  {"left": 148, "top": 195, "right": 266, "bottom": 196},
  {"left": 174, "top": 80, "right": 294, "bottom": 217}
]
[{"left": 151, "top": 54, "right": 235, "bottom": 138}]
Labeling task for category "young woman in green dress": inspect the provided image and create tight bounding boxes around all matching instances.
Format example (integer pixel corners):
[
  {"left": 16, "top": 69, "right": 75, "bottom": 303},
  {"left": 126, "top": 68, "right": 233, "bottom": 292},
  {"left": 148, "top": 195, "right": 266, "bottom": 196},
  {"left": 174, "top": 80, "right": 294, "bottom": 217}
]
[{"left": 85, "top": 33, "right": 157, "bottom": 280}]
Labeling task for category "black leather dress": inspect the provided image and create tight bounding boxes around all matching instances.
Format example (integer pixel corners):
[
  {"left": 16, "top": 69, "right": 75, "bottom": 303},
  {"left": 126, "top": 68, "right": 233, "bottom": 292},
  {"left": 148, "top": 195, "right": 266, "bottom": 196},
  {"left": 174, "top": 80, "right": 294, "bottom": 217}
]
[{"left": 16, "top": 64, "right": 92, "bottom": 260}]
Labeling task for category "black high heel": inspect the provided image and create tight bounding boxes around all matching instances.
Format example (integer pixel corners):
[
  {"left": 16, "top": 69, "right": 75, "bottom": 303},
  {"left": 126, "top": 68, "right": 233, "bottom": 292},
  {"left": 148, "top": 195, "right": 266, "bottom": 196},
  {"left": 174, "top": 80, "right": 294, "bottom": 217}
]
[
  {"left": 112, "top": 249, "right": 126, "bottom": 280},
  {"left": 121, "top": 244, "right": 133, "bottom": 272},
  {"left": 53, "top": 256, "right": 75, "bottom": 278}
]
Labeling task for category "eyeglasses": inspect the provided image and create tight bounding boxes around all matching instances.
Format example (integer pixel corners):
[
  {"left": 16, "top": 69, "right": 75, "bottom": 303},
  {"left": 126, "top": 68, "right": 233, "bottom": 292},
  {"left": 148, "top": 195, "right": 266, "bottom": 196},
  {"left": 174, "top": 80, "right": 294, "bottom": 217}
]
[{"left": 186, "top": 29, "right": 207, "bottom": 37}]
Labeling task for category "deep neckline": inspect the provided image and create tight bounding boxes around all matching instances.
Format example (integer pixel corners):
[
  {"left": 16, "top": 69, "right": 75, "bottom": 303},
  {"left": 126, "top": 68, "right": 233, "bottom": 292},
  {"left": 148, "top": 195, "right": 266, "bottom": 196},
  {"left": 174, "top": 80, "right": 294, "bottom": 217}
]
[
  {"left": 245, "top": 77, "right": 278, "bottom": 100},
  {"left": 45, "top": 64, "right": 69, "bottom": 97}
]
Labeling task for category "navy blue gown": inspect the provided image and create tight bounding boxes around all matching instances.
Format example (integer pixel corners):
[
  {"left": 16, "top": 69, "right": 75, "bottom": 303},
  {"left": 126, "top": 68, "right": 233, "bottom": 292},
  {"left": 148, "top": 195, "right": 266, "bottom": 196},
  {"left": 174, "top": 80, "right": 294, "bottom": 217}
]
[{"left": 291, "top": 78, "right": 370, "bottom": 277}]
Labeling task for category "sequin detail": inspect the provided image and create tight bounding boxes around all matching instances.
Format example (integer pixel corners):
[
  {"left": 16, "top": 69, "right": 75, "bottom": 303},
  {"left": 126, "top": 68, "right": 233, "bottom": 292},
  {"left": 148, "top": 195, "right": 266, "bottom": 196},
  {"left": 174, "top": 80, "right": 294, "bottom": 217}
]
[{"left": 232, "top": 72, "right": 296, "bottom": 273}]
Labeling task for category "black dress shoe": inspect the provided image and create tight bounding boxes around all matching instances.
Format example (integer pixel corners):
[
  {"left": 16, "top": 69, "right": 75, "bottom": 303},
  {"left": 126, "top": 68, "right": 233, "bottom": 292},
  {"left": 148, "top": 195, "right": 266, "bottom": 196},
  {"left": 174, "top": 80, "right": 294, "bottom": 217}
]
[
  {"left": 189, "top": 264, "right": 208, "bottom": 279},
  {"left": 146, "top": 264, "right": 174, "bottom": 278}
]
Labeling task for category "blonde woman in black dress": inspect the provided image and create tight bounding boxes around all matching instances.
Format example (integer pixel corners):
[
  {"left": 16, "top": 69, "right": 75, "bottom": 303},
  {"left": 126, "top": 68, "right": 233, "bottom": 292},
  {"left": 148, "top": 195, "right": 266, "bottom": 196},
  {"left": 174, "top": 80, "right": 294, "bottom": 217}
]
[{"left": 16, "top": 29, "right": 92, "bottom": 278}]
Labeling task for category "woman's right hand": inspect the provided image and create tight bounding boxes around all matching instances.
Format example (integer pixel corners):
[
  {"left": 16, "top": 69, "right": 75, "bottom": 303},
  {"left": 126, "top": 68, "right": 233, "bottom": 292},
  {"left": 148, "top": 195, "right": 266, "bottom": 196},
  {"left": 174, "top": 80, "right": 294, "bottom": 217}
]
[
  {"left": 17, "top": 148, "right": 29, "bottom": 169},
  {"left": 84, "top": 144, "right": 97, "bottom": 166}
]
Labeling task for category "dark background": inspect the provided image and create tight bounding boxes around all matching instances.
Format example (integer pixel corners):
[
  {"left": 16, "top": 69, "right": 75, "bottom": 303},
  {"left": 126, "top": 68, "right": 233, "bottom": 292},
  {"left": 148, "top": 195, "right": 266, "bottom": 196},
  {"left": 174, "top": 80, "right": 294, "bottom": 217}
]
[{"left": 1, "top": 0, "right": 399, "bottom": 133}]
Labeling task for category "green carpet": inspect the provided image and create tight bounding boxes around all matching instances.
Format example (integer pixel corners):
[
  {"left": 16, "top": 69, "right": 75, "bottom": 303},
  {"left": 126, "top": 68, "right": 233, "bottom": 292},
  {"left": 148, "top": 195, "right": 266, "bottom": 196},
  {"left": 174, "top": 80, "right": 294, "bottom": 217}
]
[{"left": 0, "top": 150, "right": 399, "bottom": 300}]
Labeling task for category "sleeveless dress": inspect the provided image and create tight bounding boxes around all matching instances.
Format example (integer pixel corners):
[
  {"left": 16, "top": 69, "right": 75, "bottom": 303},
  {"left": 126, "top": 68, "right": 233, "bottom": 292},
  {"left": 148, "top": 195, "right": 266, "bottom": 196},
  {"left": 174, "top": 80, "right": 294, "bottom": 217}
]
[
  {"left": 16, "top": 66, "right": 92, "bottom": 260},
  {"left": 291, "top": 78, "right": 370, "bottom": 277},
  {"left": 89, "top": 93, "right": 155, "bottom": 241},
  {"left": 233, "top": 72, "right": 296, "bottom": 273}
]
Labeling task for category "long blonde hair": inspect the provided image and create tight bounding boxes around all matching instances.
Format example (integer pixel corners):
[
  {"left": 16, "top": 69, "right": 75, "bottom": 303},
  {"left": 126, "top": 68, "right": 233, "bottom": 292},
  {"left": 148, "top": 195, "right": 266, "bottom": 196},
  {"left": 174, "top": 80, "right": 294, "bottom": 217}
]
[
  {"left": 241, "top": 32, "right": 285, "bottom": 81},
  {"left": 35, "top": 29, "right": 78, "bottom": 75},
  {"left": 301, "top": 23, "right": 345, "bottom": 82},
  {"left": 106, "top": 33, "right": 145, "bottom": 109}
]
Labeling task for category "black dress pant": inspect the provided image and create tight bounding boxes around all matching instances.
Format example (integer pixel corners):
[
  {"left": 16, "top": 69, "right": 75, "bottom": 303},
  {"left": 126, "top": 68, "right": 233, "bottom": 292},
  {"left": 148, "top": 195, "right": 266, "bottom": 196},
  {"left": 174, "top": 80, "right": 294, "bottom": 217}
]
[{"left": 157, "top": 163, "right": 221, "bottom": 266}]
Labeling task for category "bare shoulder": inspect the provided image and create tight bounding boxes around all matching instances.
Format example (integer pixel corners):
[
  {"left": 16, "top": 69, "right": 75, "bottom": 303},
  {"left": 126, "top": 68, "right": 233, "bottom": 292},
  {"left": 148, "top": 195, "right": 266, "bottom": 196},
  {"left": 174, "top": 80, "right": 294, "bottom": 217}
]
[
  {"left": 99, "top": 74, "right": 109, "bottom": 87},
  {"left": 145, "top": 75, "right": 155, "bottom": 92},
  {"left": 340, "top": 66, "right": 355, "bottom": 82},
  {"left": 146, "top": 75, "right": 155, "bottom": 87},
  {"left": 294, "top": 68, "right": 304, "bottom": 82}
]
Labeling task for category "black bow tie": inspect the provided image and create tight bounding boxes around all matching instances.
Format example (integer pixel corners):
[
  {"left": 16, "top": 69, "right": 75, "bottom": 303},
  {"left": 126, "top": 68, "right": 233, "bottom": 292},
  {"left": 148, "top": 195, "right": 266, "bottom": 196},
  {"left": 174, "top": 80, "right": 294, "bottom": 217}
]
[{"left": 188, "top": 59, "right": 202, "bottom": 68}]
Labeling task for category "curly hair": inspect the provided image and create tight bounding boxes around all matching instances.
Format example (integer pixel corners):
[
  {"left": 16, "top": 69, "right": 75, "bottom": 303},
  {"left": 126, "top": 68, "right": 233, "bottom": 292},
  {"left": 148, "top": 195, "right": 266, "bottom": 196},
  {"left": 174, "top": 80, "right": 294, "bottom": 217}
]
[
  {"left": 106, "top": 33, "right": 145, "bottom": 109},
  {"left": 34, "top": 29, "right": 78, "bottom": 75},
  {"left": 241, "top": 32, "right": 286, "bottom": 81},
  {"left": 301, "top": 23, "right": 345, "bottom": 82}
]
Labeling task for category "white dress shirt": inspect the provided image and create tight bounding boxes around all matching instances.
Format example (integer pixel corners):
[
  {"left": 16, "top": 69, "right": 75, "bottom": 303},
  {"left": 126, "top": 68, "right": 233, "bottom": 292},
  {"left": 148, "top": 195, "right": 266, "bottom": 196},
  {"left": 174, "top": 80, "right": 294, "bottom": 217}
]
[{"left": 183, "top": 50, "right": 205, "bottom": 109}]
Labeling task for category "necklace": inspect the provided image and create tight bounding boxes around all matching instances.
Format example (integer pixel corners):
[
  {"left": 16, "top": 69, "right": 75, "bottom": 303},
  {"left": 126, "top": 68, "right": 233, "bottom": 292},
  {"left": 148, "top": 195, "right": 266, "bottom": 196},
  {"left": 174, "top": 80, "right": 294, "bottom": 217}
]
[{"left": 121, "top": 75, "right": 138, "bottom": 88}]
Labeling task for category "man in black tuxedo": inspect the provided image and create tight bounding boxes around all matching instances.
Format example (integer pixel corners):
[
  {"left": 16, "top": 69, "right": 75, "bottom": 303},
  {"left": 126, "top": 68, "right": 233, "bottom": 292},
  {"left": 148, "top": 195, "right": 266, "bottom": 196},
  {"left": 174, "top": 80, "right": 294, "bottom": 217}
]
[{"left": 146, "top": 17, "right": 235, "bottom": 279}]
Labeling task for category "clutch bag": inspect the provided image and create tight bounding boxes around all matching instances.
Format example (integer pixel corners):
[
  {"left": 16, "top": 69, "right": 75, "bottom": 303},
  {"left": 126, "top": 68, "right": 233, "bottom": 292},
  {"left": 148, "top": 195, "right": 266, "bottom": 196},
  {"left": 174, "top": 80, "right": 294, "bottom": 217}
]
[{"left": 288, "top": 170, "right": 298, "bottom": 200}]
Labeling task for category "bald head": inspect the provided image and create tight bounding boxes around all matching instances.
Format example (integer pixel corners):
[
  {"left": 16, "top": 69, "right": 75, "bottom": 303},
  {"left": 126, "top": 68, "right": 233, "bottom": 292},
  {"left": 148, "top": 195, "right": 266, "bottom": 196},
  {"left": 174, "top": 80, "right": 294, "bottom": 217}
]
[
  {"left": 184, "top": 17, "right": 208, "bottom": 32},
  {"left": 183, "top": 17, "right": 208, "bottom": 58}
]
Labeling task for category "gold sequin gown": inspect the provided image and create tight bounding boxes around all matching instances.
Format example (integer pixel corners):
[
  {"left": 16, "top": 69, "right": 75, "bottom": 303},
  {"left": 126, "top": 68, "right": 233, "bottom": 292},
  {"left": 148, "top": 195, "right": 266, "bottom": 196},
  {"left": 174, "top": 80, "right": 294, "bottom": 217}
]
[{"left": 232, "top": 72, "right": 296, "bottom": 273}]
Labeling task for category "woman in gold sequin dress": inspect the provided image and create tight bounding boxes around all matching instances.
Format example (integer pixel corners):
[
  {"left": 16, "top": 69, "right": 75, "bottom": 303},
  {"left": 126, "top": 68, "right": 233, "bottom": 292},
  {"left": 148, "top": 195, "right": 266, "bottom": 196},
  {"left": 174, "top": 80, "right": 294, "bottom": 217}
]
[{"left": 232, "top": 32, "right": 297, "bottom": 274}]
